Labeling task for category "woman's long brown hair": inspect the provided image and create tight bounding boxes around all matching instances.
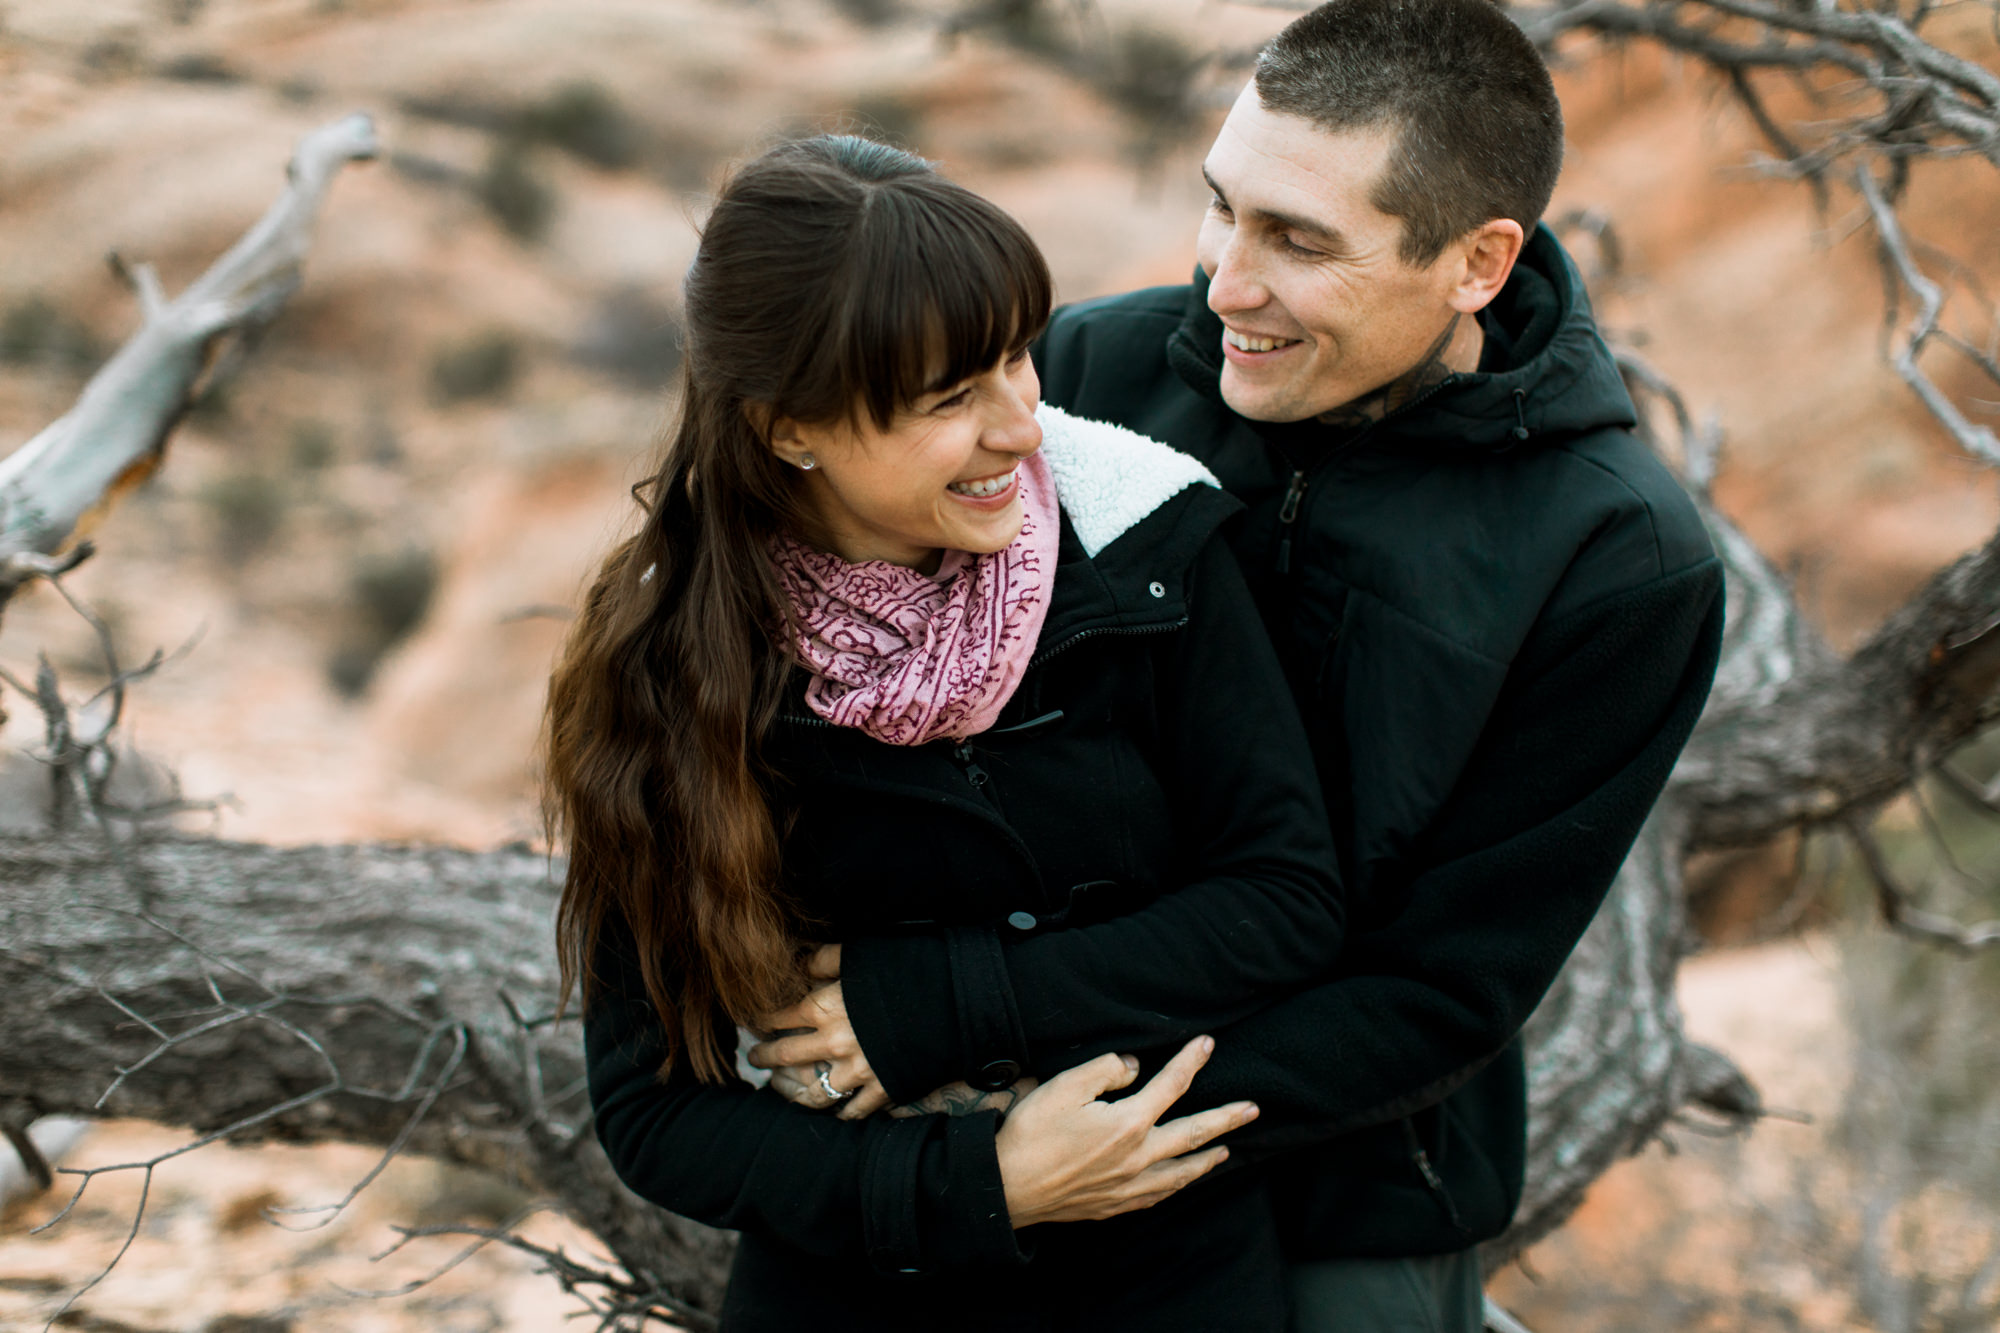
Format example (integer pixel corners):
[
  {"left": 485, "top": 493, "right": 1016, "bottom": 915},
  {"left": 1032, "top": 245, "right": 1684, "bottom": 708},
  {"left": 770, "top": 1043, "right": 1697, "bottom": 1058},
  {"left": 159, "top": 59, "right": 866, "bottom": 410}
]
[{"left": 544, "top": 136, "right": 1052, "bottom": 1082}]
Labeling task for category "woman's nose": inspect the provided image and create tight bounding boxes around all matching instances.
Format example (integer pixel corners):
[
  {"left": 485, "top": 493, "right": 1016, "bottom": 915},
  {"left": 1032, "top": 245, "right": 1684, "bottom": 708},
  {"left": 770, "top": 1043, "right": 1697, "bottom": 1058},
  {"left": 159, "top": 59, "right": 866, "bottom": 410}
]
[
  {"left": 983, "top": 366, "right": 1043, "bottom": 457},
  {"left": 986, "top": 400, "right": 1044, "bottom": 458}
]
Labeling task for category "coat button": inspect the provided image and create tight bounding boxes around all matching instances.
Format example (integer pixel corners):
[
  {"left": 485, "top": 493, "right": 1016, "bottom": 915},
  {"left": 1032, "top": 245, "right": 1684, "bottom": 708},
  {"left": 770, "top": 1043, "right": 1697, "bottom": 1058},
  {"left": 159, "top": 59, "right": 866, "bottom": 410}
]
[
  {"left": 973, "top": 1058, "right": 1023, "bottom": 1090},
  {"left": 1006, "top": 911, "right": 1037, "bottom": 931},
  {"left": 1148, "top": 581, "right": 1166, "bottom": 598}
]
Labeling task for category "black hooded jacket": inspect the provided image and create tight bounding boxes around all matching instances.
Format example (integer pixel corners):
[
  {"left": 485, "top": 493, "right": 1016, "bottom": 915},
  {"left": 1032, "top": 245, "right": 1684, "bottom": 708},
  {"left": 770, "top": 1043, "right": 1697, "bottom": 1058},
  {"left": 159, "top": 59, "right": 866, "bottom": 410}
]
[{"left": 837, "top": 227, "right": 1725, "bottom": 1257}]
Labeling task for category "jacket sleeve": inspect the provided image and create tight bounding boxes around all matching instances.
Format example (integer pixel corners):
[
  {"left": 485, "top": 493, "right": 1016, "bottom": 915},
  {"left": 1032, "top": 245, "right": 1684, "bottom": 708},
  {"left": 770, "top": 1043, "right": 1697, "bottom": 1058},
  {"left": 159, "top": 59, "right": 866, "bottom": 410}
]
[
  {"left": 1177, "top": 554, "right": 1725, "bottom": 1154},
  {"left": 584, "top": 921, "right": 1023, "bottom": 1274},
  {"left": 841, "top": 534, "right": 1346, "bottom": 1101}
]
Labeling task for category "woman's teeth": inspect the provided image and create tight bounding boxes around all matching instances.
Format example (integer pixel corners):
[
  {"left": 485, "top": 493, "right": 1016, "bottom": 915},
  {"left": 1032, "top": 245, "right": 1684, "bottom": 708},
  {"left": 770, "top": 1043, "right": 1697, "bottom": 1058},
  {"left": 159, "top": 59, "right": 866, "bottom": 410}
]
[
  {"left": 949, "top": 468, "right": 1017, "bottom": 498},
  {"left": 1226, "top": 329, "right": 1301, "bottom": 353}
]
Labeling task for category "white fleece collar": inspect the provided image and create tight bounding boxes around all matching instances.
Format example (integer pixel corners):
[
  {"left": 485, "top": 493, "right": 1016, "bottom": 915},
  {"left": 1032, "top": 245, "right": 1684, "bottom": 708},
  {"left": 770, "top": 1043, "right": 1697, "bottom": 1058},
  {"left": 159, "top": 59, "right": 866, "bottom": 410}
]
[{"left": 1033, "top": 403, "right": 1219, "bottom": 558}]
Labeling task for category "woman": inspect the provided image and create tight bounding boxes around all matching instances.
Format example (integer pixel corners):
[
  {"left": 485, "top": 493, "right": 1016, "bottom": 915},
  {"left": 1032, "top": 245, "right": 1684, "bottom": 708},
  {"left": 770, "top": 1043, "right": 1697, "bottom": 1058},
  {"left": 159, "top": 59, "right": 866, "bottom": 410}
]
[{"left": 546, "top": 136, "right": 1343, "bottom": 1331}]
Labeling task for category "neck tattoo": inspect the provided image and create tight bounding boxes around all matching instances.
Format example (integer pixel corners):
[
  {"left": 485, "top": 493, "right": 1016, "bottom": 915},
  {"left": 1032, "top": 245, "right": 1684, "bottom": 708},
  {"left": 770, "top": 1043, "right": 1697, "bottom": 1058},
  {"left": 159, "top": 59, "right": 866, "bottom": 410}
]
[{"left": 1318, "top": 313, "right": 1461, "bottom": 432}]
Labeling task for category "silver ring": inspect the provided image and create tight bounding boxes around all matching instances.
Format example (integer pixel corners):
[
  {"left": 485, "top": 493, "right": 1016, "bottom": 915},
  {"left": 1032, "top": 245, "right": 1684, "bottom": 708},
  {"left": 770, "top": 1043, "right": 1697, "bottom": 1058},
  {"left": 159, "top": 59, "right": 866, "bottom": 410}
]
[{"left": 816, "top": 1067, "right": 852, "bottom": 1102}]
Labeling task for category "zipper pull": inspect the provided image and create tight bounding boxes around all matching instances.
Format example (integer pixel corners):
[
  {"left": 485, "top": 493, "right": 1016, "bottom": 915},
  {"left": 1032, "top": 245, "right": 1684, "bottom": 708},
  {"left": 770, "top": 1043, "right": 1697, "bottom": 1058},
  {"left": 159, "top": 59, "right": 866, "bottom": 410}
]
[
  {"left": 953, "top": 741, "right": 990, "bottom": 788},
  {"left": 1274, "top": 470, "right": 1308, "bottom": 574}
]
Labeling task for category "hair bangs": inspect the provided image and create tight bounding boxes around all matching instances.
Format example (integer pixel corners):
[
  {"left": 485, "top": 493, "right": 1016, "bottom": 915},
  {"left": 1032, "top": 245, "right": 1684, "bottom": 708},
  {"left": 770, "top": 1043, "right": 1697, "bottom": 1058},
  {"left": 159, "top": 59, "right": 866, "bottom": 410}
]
[{"left": 836, "top": 184, "right": 1053, "bottom": 430}]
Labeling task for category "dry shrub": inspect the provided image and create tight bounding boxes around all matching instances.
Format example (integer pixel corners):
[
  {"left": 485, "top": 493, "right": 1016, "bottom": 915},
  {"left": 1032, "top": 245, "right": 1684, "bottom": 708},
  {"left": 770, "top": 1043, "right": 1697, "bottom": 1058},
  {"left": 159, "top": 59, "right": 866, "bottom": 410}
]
[{"left": 429, "top": 330, "right": 522, "bottom": 405}]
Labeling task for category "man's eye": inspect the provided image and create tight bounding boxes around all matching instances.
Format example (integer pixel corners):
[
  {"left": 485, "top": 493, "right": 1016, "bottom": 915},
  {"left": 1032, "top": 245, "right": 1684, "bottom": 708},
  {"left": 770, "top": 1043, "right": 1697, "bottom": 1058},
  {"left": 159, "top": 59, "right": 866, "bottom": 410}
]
[{"left": 1281, "top": 235, "right": 1322, "bottom": 257}]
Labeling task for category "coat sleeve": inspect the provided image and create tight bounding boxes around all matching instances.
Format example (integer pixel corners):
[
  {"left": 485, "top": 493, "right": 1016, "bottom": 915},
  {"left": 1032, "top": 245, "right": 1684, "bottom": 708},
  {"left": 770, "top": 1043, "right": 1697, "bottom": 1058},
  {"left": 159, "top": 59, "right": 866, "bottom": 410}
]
[
  {"left": 584, "top": 921, "right": 1024, "bottom": 1275},
  {"left": 1176, "top": 554, "right": 1725, "bottom": 1153},
  {"left": 841, "top": 534, "right": 1346, "bottom": 1102}
]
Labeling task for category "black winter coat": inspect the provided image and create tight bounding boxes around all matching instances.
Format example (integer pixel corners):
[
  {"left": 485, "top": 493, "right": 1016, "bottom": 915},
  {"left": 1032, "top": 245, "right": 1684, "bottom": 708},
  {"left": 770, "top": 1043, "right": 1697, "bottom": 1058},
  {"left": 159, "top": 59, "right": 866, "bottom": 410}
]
[
  {"left": 585, "top": 424, "right": 1344, "bottom": 1330},
  {"left": 839, "top": 227, "right": 1727, "bottom": 1259}
]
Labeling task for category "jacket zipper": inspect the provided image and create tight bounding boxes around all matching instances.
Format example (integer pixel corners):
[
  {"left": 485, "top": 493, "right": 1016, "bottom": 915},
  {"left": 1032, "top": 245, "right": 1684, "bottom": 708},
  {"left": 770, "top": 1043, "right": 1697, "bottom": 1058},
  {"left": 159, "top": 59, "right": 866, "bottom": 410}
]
[
  {"left": 1267, "top": 375, "right": 1461, "bottom": 576},
  {"left": 1401, "top": 1117, "right": 1470, "bottom": 1240},
  {"left": 1274, "top": 471, "right": 1308, "bottom": 574},
  {"left": 778, "top": 711, "right": 835, "bottom": 728},
  {"left": 951, "top": 740, "right": 991, "bottom": 789},
  {"left": 1027, "top": 618, "right": 1187, "bottom": 670}
]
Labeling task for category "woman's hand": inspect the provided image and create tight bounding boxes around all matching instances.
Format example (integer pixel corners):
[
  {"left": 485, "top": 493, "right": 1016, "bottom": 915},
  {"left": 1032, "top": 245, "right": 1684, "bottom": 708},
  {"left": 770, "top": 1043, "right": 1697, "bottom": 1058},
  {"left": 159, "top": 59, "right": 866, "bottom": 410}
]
[
  {"left": 748, "top": 945, "right": 891, "bottom": 1120},
  {"left": 995, "top": 1035, "right": 1258, "bottom": 1230}
]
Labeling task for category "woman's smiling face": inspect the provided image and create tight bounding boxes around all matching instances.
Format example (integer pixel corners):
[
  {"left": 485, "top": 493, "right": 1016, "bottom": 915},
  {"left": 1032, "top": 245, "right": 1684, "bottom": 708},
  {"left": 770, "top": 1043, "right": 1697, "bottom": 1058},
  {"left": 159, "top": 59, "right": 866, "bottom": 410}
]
[{"left": 772, "top": 348, "right": 1044, "bottom": 573}]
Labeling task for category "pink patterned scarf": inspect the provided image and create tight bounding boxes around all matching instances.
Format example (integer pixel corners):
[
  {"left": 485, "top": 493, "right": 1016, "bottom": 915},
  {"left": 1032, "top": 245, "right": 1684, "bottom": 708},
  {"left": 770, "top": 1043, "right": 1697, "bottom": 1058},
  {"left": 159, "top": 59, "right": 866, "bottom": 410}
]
[{"left": 770, "top": 452, "right": 1058, "bottom": 746}]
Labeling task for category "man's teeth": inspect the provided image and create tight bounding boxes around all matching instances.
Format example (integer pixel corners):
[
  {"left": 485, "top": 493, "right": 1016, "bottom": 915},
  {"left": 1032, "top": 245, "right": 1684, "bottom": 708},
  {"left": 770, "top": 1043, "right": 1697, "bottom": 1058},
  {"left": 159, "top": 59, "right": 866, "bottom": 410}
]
[
  {"left": 949, "top": 469, "right": 1017, "bottom": 498},
  {"left": 1226, "top": 329, "right": 1300, "bottom": 353}
]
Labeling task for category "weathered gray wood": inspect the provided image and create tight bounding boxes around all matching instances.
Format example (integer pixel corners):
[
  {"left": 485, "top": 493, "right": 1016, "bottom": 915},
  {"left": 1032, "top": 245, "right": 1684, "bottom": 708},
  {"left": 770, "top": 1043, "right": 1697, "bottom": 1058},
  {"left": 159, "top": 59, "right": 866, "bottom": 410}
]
[
  {"left": 0, "top": 114, "right": 378, "bottom": 604},
  {"left": 0, "top": 832, "right": 735, "bottom": 1320}
]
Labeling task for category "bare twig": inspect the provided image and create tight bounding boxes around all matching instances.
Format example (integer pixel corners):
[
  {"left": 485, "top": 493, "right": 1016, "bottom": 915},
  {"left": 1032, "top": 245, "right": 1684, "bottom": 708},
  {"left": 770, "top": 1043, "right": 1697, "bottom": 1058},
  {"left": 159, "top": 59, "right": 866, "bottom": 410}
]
[
  {"left": 1613, "top": 347, "right": 1726, "bottom": 496},
  {"left": 1932, "top": 756, "right": 2000, "bottom": 813},
  {"left": 1549, "top": 206, "right": 1626, "bottom": 285},
  {"left": 1855, "top": 164, "right": 2000, "bottom": 464},
  {"left": 367, "top": 1221, "right": 716, "bottom": 1333},
  {"left": 26, "top": 959, "right": 479, "bottom": 1330},
  {"left": 0, "top": 541, "right": 94, "bottom": 589},
  {"left": 1842, "top": 813, "right": 2000, "bottom": 951}
]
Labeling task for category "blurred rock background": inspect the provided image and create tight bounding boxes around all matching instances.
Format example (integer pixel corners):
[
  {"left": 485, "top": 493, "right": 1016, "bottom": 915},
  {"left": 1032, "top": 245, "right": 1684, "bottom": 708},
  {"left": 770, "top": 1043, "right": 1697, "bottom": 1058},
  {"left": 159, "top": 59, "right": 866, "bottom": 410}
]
[{"left": 1, "top": 1, "right": 1998, "bottom": 1329}]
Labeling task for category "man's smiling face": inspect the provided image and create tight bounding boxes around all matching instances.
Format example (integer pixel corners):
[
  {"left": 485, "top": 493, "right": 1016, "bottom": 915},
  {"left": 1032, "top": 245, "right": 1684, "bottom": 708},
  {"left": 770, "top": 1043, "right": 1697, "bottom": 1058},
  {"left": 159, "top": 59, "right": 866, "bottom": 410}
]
[{"left": 1196, "top": 86, "right": 1474, "bottom": 424}]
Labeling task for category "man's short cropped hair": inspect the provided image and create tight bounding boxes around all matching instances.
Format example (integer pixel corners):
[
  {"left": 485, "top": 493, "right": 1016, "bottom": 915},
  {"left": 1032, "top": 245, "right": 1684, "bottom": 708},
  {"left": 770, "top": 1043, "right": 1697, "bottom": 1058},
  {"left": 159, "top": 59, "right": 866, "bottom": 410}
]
[{"left": 1255, "top": 0, "right": 1563, "bottom": 266}]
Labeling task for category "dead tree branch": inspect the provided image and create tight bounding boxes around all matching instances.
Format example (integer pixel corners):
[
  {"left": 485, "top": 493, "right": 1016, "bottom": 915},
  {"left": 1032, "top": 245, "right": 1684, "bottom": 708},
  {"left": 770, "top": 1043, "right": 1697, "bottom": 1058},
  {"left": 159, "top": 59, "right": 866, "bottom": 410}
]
[{"left": 0, "top": 113, "right": 379, "bottom": 614}]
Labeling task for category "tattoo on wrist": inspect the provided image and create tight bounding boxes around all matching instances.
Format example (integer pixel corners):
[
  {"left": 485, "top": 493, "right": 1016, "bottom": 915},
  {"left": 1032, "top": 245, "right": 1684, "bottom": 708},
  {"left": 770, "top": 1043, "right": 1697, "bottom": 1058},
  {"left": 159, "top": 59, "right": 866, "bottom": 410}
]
[{"left": 889, "top": 1081, "right": 1023, "bottom": 1119}]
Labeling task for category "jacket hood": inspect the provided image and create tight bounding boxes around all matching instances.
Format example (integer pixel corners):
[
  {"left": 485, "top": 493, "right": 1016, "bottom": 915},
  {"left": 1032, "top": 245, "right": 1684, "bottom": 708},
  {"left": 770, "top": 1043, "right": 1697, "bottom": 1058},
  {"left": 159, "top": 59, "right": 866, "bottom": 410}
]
[{"left": 1164, "top": 225, "right": 1638, "bottom": 455}]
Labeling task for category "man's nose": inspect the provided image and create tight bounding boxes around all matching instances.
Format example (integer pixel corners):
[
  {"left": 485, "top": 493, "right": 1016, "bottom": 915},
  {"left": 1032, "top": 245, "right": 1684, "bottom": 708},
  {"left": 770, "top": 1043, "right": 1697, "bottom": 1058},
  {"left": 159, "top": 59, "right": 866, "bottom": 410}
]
[{"left": 1206, "top": 232, "right": 1267, "bottom": 317}]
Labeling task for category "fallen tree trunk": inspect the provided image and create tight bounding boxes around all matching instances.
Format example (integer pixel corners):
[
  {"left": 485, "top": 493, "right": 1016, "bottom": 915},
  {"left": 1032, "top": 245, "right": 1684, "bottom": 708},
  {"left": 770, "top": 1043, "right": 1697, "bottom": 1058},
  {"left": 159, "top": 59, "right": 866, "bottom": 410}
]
[{"left": 0, "top": 832, "right": 735, "bottom": 1324}]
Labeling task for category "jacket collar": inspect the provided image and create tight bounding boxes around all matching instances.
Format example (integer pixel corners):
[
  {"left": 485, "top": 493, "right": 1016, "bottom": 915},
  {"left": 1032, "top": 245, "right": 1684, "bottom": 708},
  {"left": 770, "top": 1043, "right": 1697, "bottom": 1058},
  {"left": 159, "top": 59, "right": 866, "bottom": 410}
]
[
  {"left": 1036, "top": 403, "right": 1217, "bottom": 556},
  {"left": 1164, "top": 225, "right": 1639, "bottom": 456}
]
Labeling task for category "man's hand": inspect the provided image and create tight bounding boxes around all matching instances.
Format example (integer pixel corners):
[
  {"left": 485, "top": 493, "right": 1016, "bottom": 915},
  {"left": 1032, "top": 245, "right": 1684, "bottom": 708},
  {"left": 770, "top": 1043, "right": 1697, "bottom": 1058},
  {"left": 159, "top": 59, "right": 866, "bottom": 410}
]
[
  {"left": 995, "top": 1035, "right": 1258, "bottom": 1229},
  {"left": 748, "top": 945, "right": 890, "bottom": 1120}
]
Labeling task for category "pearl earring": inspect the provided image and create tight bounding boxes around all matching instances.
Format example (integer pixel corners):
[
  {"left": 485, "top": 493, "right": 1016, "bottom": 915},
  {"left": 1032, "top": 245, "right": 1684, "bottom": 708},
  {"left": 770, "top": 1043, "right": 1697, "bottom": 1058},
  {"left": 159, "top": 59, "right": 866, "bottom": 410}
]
[{"left": 798, "top": 453, "right": 817, "bottom": 472}]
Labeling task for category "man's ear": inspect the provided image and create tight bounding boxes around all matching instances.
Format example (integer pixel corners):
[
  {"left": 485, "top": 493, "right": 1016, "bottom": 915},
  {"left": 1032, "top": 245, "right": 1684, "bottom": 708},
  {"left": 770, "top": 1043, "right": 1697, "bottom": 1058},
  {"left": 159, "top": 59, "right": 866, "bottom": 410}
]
[{"left": 1445, "top": 219, "right": 1526, "bottom": 316}]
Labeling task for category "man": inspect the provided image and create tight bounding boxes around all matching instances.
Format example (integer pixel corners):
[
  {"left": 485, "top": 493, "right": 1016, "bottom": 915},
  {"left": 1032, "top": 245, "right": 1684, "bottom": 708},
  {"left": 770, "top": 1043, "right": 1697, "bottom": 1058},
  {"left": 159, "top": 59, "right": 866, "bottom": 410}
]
[
  {"left": 761, "top": 1, "right": 1723, "bottom": 1326},
  {"left": 1025, "top": 0, "right": 1724, "bottom": 1326}
]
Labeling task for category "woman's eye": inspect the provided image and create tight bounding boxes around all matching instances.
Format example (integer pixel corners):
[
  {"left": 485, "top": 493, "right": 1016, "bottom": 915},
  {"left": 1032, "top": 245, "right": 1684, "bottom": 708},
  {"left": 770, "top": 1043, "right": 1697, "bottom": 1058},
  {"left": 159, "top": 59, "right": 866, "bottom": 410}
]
[
  {"left": 1208, "top": 194, "right": 1231, "bottom": 215},
  {"left": 1006, "top": 346, "right": 1031, "bottom": 367},
  {"left": 933, "top": 388, "right": 973, "bottom": 412}
]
